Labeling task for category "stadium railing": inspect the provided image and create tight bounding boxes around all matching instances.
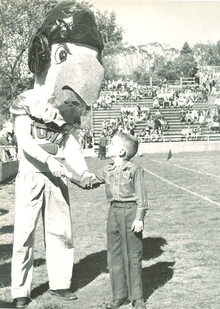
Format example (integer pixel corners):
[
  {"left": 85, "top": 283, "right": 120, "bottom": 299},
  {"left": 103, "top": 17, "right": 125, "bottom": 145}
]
[{"left": 138, "top": 134, "right": 220, "bottom": 143}]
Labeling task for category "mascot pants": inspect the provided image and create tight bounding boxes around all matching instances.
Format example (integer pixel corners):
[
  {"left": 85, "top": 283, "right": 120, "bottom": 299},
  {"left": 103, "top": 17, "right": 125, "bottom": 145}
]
[
  {"left": 107, "top": 202, "right": 143, "bottom": 302},
  {"left": 11, "top": 171, "right": 74, "bottom": 299}
]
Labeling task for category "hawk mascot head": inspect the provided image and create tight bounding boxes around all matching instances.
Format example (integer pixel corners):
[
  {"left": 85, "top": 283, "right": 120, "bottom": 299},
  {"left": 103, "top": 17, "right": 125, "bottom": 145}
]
[{"left": 11, "top": 1, "right": 104, "bottom": 129}]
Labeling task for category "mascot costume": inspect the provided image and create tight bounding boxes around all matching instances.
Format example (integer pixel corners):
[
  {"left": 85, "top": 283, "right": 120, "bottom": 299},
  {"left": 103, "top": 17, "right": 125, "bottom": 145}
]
[{"left": 10, "top": 1, "right": 104, "bottom": 307}]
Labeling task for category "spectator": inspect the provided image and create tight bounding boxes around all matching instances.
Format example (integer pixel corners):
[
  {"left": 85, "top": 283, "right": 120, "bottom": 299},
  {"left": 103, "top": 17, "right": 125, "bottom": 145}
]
[
  {"left": 196, "top": 125, "right": 203, "bottom": 140},
  {"left": 0, "top": 124, "right": 13, "bottom": 161},
  {"left": 85, "top": 129, "right": 93, "bottom": 148},
  {"left": 181, "top": 126, "right": 187, "bottom": 141},
  {"left": 93, "top": 101, "right": 98, "bottom": 110},
  {"left": 214, "top": 95, "right": 220, "bottom": 106},
  {"left": 185, "top": 110, "right": 193, "bottom": 124},
  {"left": 180, "top": 109, "right": 186, "bottom": 124},
  {"left": 105, "top": 94, "right": 112, "bottom": 108},
  {"left": 98, "top": 133, "right": 107, "bottom": 160},
  {"left": 4, "top": 118, "right": 14, "bottom": 139},
  {"left": 186, "top": 126, "right": 192, "bottom": 140}
]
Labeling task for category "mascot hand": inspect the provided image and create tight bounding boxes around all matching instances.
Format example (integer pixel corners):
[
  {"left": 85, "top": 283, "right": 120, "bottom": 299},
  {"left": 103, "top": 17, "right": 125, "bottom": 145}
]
[
  {"left": 82, "top": 171, "right": 96, "bottom": 180},
  {"left": 46, "top": 156, "right": 67, "bottom": 177},
  {"left": 65, "top": 171, "right": 101, "bottom": 189}
]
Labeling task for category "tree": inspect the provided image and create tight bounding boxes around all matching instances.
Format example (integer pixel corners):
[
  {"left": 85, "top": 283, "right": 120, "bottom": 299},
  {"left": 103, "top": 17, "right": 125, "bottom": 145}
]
[
  {"left": 0, "top": 0, "right": 59, "bottom": 101},
  {"left": 150, "top": 56, "right": 167, "bottom": 79},
  {"left": 211, "top": 40, "right": 220, "bottom": 66},
  {"left": 95, "top": 9, "right": 124, "bottom": 56},
  {"left": 214, "top": 40, "right": 220, "bottom": 65},
  {"left": 0, "top": 0, "right": 60, "bottom": 125},
  {"left": 193, "top": 42, "right": 214, "bottom": 66},
  {"left": 192, "top": 40, "right": 220, "bottom": 66},
  {"left": 93, "top": 9, "right": 126, "bottom": 78},
  {"left": 174, "top": 42, "right": 197, "bottom": 78},
  {"left": 149, "top": 56, "right": 178, "bottom": 83},
  {"left": 133, "top": 66, "right": 152, "bottom": 85},
  {"left": 0, "top": 0, "right": 94, "bottom": 122},
  {"left": 180, "top": 42, "right": 193, "bottom": 55}
]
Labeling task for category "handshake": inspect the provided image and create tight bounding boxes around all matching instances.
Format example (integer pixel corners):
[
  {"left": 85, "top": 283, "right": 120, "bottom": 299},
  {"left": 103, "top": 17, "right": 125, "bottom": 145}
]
[{"left": 65, "top": 170, "right": 101, "bottom": 189}]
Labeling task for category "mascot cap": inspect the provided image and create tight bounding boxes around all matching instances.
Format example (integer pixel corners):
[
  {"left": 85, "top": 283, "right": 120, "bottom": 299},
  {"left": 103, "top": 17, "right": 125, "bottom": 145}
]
[{"left": 28, "top": 1, "right": 104, "bottom": 75}]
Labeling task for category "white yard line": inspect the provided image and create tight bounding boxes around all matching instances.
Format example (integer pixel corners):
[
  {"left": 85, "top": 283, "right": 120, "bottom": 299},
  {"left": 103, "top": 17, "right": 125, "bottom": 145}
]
[
  {"left": 150, "top": 159, "right": 220, "bottom": 180},
  {"left": 145, "top": 168, "right": 220, "bottom": 207}
]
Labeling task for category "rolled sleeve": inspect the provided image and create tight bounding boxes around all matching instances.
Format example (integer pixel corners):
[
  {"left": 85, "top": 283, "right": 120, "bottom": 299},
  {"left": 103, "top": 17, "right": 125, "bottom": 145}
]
[
  {"left": 95, "top": 167, "right": 106, "bottom": 183},
  {"left": 134, "top": 167, "right": 148, "bottom": 221}
]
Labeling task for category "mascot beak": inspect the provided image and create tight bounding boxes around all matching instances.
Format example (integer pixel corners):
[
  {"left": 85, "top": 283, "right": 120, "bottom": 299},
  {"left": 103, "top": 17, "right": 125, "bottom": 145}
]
[
  {"left": 47, "top": 53, "right": 104, "bottom": 127},
  {"left": 54, "top": 53, "right": 104, "bottom": 108},
  {"left": 39, "top": 53, "right": 104, "bottom": 128}
]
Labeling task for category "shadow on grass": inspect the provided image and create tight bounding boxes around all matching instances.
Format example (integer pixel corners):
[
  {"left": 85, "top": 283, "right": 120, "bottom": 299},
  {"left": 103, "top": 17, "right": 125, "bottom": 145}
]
[
  {"left": 7, "top": 236, "right": 170, "bottom": 300},
  {"left": 0, "top": 225, "right": 14, "bottom": 235},
  {"left": 0, "top": 300, "right": 14, "bottom": 308},
  {"left": 143, "top": 261, "right": 175, "bottom": 300},
  {"left": 143, "top": 237, "right": 167, "bottom": 260},
  {"left": 0, "top": 262, "right": 11, "bottom": 286},
  {"left": 71, "top": 250, "right": 108, "bottom": 291},
  {"left": 33, "top": 258, "right": 46, "bottom": 267},
  {"left": 0, "top": 208, "right": 9, "bottom": 216},
  {"left": 0, "top": 174, "right": 16, "bottom": 186},
  {"left": 71, "top": 237, "right": 167, "bottom": 292},
  {"left": 0, "top": 244, "right": 13, "bottom": 261},
  {"left": 0, "top": 257, "right": 46, "bottom": 289}
]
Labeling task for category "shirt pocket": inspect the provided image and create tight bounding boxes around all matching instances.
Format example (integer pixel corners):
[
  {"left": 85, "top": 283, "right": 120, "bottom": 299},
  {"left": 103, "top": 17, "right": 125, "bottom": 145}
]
[
  {"left": 120, "top": 170, "right": 132, "bottom": 185},
  {"left": 120, "top": 170, "right": 135, "bottom": 198}
]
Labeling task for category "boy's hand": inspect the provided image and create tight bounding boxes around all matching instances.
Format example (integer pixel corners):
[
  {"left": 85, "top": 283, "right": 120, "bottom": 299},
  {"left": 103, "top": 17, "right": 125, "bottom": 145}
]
[
  {"left": 46, "top": 156, "right": 67, "bottom": 177},
  {"left": 131, "top": 220, "right": 144, "bottom": 233}
]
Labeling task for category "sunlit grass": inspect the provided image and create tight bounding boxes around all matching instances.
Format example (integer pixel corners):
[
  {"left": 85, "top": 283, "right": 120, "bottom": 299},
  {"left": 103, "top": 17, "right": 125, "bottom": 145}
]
[{"left": 0, "top": 152, "right": 220, "bottom": 308}]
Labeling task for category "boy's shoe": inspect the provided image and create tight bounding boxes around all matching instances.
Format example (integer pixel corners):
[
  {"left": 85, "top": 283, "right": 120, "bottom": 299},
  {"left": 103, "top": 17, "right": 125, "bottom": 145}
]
[
  {"left": 50, "top": 289, "right": 77, "bottom": 301},
  {"left": 105, "top": 298, "right": 128, "bottom": 309},
  {"left": 133, "top": 298, "right": 146, "bottom": 309},
  {"left": 12, "top": 297, "right": 31, "bottom": 308}
]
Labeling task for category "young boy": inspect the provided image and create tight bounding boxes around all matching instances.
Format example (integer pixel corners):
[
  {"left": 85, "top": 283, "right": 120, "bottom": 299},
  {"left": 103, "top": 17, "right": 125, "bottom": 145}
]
[{"left": 95, "top": 132, "right": 148, "bottom": 309}]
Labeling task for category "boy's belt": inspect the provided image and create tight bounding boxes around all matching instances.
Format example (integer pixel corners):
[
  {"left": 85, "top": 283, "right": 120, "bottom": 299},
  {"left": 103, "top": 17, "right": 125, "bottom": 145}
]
[{"left": 111, "top": 201, "right": 136, "bottom": 208}]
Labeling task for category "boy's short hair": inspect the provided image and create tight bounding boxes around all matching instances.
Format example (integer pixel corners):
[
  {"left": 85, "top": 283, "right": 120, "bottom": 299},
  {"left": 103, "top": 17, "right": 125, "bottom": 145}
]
[{"left": 116, "top": 132, "right": 138, "bottom": 160}]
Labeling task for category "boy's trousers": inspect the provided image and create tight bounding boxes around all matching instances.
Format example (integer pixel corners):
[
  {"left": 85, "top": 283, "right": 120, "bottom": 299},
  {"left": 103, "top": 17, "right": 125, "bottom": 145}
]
[
  {"left": 11, "top": 171, "right": 74, "bottom": 298},
  {"left": 107, "top": 201, "right": 143, "bottom": 302}
]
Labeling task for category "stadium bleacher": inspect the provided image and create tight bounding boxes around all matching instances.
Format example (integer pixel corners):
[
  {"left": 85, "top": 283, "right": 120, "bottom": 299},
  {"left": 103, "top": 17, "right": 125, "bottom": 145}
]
[{"left": 92, "top": 94, "right": 220, "bottom": 149}]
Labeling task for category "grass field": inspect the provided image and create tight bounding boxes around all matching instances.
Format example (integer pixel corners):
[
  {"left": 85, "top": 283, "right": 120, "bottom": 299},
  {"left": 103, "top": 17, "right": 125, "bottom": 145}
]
[{"left": 0, "top": 151, "right": 220, "bottom": 309}]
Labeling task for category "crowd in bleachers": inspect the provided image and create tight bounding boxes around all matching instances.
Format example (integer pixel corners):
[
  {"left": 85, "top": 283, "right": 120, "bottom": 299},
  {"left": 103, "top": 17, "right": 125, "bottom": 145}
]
[
  {"left": 100, "top": 116, "right": 135, "bottom": 143},
  {"left": 0, "top": 118, "right": 17, "bottom": 161},
  {"left": 137, "top": 108, "right": 170, "bottom": 142},
  {"left": 94, "top": 77, "right": 220, "bottom": 111},
  {"left": 181, "top": 125, "right": 205, "bottom": 141},
  {"left": 120, "top": 104, "right": 150, "bottom": 123},
  {"left": 180, "top": 106, "right": 220, "bottom": 141},
  {"left": 152, "top": 85, "right": 211, "bottom": 109},
  {"left": 93, "top": 78, "right": 157, "bottom": 109},
  {"left": 179, "top": 106, "right": 220, "bottom": 131},
  {"left": 198, "top": 69, "right": 220, "bottom": 96},
  {"left": 101, "top": 78, "right": 155, "bottom": 95}
]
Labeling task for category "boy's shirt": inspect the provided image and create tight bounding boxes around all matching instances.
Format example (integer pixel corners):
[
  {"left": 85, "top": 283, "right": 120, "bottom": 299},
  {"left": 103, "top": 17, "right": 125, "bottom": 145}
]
[{"left": 96, "top": 160, "right": 148, "bottom": 220}]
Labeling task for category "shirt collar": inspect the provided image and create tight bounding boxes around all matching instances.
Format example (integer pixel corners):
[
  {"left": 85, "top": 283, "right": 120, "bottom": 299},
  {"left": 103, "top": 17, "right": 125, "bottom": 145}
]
[{"left": 108, "top": 160, "right": 131, "bottom": 171}]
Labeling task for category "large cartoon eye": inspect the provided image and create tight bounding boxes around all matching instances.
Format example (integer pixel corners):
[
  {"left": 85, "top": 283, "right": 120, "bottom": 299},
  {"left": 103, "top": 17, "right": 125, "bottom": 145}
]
[{"left": 54, "top": 46, "right": 68, "bottom": 64}]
